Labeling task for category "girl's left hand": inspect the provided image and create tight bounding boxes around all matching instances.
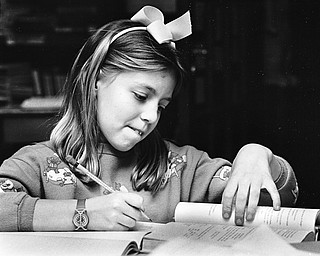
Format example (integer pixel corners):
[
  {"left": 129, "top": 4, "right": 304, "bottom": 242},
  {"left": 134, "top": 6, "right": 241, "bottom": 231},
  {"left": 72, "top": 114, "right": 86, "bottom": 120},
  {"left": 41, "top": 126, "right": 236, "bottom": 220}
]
[{"left": 221, "top": 143, "right": 281, "bottom": 225}]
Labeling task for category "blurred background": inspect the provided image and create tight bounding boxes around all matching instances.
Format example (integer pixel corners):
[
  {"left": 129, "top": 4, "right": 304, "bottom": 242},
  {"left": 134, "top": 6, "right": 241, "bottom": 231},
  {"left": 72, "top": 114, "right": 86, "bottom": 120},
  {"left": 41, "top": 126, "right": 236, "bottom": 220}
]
[{"left": 0, "top": 0, "right": 319, "bottom": 208}]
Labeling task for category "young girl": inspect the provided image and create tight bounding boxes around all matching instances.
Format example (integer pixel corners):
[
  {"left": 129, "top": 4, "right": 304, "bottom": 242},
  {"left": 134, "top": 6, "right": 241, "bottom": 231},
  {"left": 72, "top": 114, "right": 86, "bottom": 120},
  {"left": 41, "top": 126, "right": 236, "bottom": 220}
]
[{"left": 0, "top": 6, "right": 298, "bottom": 231}]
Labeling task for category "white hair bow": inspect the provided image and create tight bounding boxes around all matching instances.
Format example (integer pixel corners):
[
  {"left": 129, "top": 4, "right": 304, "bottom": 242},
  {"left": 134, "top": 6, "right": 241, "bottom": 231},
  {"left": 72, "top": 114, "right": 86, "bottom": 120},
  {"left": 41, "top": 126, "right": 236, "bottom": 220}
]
[{"left": 111, "top": 6, "right": 192, "bottom": 46}]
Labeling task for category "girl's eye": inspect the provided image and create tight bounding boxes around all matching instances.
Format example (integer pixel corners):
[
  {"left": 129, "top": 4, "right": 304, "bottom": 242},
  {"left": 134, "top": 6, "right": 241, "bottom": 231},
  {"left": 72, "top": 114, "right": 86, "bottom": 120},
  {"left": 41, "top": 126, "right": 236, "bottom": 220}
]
[{"left": 134, "top": 92, "right": 147, "bottom": 101}]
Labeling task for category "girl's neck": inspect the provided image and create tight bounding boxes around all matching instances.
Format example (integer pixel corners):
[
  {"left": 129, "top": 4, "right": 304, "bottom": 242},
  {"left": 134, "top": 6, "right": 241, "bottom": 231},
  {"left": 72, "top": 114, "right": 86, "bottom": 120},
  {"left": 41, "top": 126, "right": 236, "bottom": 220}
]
[{"left": 98, "top": 141, "right": 134, "bottom": 158}]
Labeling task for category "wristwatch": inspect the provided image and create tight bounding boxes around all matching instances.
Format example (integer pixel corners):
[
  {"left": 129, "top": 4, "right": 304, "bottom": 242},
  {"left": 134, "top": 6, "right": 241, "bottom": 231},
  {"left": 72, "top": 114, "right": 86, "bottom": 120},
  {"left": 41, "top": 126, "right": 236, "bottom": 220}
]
[{"left": 72, "top": 199, "right": 89, "bottom": 231}]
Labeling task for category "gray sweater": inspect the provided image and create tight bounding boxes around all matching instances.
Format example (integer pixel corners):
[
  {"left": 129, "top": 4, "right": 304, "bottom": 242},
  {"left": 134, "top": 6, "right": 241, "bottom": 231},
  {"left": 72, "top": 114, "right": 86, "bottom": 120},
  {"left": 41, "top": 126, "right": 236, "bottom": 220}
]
[{"left": 0, "top": 141, "right": 297, "bottom": 231}]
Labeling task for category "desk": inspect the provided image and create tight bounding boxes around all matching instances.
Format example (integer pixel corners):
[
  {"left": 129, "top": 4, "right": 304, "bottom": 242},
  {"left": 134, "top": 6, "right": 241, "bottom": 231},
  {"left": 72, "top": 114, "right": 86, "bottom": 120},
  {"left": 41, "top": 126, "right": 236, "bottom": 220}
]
[{"left": 0, "top": 107, "right": 57, "bottom": 162}]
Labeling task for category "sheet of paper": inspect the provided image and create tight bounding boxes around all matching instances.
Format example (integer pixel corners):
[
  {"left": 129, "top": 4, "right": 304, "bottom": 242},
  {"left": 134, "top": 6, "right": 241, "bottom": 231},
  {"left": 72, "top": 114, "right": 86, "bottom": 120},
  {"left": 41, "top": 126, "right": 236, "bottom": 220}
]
[
  {"left": 149, "top": 225, "right": 320, "bottom": 256},
  {"left": 175, "top": 202, "right": 319, "bottom": 231},
  {"left": 3, "top": 231, "right": 150, "bottom": 250},
  {"left": 233, "top": 225, "right": 320, "bottom": 256},
  {"left": 0, "top": 233, "right": 139, "bottom": 256},
  {"left": 146, "top": 222, "right": 313, "bottom": 245}
]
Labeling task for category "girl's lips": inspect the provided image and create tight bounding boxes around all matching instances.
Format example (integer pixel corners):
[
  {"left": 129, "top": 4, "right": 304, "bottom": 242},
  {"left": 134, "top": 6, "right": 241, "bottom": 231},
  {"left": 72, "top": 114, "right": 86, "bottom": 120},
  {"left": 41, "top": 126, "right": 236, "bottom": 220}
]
[{"left": 129, "top": 126, "right": 143, "bottom": 136}]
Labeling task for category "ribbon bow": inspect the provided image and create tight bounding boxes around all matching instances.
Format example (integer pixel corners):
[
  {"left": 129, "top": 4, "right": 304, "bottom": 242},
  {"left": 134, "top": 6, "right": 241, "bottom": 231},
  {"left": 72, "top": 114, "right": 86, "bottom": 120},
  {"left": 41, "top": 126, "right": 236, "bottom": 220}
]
[
  {"left": 131, "top": 6, "right": 192, "bottom": 44},
  {"left": 110, "top": 6, "right": 192, "bottom": 46}
]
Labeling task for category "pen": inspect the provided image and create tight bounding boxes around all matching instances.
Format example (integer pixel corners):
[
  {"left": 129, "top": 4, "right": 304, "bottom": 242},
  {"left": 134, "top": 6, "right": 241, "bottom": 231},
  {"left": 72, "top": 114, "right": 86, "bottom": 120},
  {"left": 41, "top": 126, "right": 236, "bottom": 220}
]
[{"left": 66, "top": 155, "right": 152, "bottom": 222}]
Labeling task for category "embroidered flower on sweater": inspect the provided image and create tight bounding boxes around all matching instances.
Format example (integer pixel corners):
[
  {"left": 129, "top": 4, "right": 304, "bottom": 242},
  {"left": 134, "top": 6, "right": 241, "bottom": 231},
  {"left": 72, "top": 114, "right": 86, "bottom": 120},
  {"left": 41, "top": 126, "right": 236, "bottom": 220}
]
[
  {"left": 43, "top": 154, "right": 77, "bottom": 187},
  {"left": 0, "top": 179, "right": 24, "bottom": 192},
  {"left": 161, "top": 151, "right": 187, "bottom": 187}
]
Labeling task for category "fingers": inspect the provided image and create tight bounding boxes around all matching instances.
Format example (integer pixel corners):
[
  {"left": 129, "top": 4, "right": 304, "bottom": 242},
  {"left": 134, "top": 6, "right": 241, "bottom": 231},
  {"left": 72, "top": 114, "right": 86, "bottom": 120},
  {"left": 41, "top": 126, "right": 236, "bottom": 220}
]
[
  {"left": 266, "top": 181, "right": 281, "bottom": 211},
  {"left": 245, "top": 182, "right": 261, "bottom": 222},
  {"left": 221, "top": 179, "right": 237, "bottom": 219},
  {"left": 114, "top": 192, "right": 144, "bottom": 224},
  {"left": 233, "top": 182, "right": 250, "bottom": 226},
  {"left": 223, "top": 179, "right": 251, "bottom": 226},
  {"left": 222, "top": 180, "right": 281, "bottom": 226},
  {"left": 87, "top": 192, "right": 145, "bottom": 230},
  {"left": 122, "top": 191, "right": 144, "bottom": 211}
]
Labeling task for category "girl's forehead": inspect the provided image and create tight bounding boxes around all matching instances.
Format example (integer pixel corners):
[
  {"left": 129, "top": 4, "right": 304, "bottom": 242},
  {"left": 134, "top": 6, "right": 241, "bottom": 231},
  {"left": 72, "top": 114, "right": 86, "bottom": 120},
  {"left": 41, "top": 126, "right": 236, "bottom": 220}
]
[
  {"left": 124, "top": 70, "right": 176, "bottom": 91},
  {"left": 98, "top": 70, "right": 177, "bottom": 98}
]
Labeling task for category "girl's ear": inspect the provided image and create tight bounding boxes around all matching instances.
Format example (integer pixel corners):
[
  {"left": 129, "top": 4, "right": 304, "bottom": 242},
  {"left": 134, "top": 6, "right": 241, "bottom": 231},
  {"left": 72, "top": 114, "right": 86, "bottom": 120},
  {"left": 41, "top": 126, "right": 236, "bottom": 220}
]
[
  {"left": 94, "top": 80, "right": 101, "bottom": 98},
  {"left": 95, "top": 70, "right": 104, "bottom": 91},
  {"left": 95, "top": 79, "right": 102, "bottom": 91}
]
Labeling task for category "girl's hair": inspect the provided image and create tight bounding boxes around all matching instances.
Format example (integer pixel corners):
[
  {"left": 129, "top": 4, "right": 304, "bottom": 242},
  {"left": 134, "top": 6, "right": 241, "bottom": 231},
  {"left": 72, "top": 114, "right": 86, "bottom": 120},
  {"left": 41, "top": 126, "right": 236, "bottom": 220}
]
[{"left": 50, "top": 19, "right": 185, "bottom": 193}]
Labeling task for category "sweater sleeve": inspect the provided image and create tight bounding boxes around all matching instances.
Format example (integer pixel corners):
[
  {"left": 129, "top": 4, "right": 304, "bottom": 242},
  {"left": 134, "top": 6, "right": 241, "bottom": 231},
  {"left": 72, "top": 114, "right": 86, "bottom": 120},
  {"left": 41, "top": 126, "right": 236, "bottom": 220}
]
[
  {"left": 0, "top": 145, "right": 48, "bottom": 231},
  {"left": 191, "top": 151, "right": 231, "bottom": 202},
  {"left": 178, "top": 145, "right": 231, "bottom": 202},
  {"left": 259, "top": 155, "right": 299, "bottom": 206},
  {"left": 177, "top": 144, "right": 298, "bottom": 207},
  {"left": 0, "top": 192, "right": 38, "bottom": 231}
]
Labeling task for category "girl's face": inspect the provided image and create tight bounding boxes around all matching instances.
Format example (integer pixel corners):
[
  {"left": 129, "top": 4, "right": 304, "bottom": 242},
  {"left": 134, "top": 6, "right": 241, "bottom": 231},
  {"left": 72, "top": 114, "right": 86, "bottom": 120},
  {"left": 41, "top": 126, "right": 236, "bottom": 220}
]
[{"left": 96, "top": 70, "right": 176, "bottom": 151}]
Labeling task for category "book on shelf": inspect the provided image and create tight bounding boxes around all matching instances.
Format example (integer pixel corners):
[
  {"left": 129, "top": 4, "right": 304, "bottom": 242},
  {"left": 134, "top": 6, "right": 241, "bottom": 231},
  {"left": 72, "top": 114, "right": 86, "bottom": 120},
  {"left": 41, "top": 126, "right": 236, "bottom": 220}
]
[
  {"left": 31, "top": 68, "right": 66, "bottom": 97},
  {"left": 147, "top": 202, "right": 320, "bottom": 245},
  {"left": 20, "top": 96, "right": 63, "bottom": 110},
  {"left": 0, "top": 63, "right": 34, "bottom": 105}
]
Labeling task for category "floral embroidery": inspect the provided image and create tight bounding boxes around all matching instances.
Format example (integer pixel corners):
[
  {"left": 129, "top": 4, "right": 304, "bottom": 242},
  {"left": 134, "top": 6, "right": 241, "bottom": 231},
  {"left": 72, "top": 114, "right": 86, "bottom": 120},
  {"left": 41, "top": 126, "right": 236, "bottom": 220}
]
[
  {"left": 43, "top": 154, "right": 76, "bottom": 187},
  {"left": 161, "top": 151, "right": 187, "bottom": 187},
  {"left": 213, "top": 166, "right": 231, "bottom": 181},
  {"left": 114, "top": 182, "right": 122, "bottom": 191},
  {"left": 0, "top": 179, "right": 24, "bottom": 192}
]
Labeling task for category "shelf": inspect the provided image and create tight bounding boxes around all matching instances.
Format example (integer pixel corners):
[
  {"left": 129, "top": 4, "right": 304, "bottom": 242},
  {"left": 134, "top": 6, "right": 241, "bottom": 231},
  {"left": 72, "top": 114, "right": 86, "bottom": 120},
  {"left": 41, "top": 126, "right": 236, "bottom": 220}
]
[{"left": 0, "top": 106, "right": 58, "bottom": 115}]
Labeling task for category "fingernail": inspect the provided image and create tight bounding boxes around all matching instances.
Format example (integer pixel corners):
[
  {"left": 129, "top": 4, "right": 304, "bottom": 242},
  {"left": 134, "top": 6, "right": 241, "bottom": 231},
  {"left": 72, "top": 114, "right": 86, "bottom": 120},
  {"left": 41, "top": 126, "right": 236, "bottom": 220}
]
[
  {"left": 246, "top": 214, "right": 253, "bottom": 221},
  {"left": 223, "top": 212, "right": 230, "bottom": 219},
  {"left": 236, "top": 218, "right": 243, "bottom": 225}
]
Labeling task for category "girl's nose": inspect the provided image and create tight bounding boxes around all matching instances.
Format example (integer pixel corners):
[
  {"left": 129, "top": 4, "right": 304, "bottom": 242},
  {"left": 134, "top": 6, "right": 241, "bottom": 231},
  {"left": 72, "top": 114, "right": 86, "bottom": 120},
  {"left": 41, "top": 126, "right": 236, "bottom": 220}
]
[{"left": 140, "top": 104, "right": 159, "bottom": 124}]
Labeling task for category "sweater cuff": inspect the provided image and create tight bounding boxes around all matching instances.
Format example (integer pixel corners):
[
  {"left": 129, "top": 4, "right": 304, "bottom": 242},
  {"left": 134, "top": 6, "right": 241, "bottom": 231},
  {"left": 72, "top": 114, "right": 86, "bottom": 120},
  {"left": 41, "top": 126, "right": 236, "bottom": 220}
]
[
  {"left": 18, "top": 195, "right": 39, "bottom": 231},
  {"left": 274, "top": 156, "right": 294, "bottom": 189},
  {"left": 274, "top": 155, "right": 299, "bottom": 205}
]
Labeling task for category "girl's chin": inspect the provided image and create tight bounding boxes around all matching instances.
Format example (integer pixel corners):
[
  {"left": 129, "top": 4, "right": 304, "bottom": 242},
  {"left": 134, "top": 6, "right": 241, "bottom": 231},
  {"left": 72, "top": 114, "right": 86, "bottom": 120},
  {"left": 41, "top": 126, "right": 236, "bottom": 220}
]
[{"left": 112, "top": 142, "right": 137, "bottom": 152}]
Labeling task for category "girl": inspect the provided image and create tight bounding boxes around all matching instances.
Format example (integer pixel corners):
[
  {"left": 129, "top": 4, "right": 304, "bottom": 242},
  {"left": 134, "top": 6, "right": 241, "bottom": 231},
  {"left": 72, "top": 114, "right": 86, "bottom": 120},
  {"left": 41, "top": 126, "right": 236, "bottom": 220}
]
[{"left": 0, "top": 6, "right": 298, "bottom": 231}]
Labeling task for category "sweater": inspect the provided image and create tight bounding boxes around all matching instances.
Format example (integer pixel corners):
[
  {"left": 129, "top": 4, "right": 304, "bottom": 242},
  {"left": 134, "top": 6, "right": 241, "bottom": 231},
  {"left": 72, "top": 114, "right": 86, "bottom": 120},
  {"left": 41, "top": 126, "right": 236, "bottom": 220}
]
[{"left": 0, "top": 141, "right": 297, "bottom": 231}]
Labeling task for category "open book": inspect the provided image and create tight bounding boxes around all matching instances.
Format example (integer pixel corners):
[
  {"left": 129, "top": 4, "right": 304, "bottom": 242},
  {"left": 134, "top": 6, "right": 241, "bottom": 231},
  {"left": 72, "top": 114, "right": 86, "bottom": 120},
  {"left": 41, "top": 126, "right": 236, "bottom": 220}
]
[
  {"left": 147, "top": 202, "right": 320, "bottom": 246},
  {"left": 0, "top": 231, "right": 151, "bottom": 256},
  {"left": 149, "top": 224, "right": 320, "bottom": 256}
]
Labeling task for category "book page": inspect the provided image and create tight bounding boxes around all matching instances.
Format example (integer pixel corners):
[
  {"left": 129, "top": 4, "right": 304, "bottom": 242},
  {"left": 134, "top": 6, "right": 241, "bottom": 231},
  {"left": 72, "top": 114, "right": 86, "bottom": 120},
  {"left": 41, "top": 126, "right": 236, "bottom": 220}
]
[
  {"left": 149, "top": 225, "right": 317, "bottom": 256},
  {"left": 146, "top": 222, "right": 312, "bottom": 245},
  {"left": 175, "top": 202, "right": 319, "bottom": 231},
  {"left": 0, "top": 233, "right": 140, "bottom": 256},
  {"left": 6, "top": 231, "right": 150, "bottom": 251}
]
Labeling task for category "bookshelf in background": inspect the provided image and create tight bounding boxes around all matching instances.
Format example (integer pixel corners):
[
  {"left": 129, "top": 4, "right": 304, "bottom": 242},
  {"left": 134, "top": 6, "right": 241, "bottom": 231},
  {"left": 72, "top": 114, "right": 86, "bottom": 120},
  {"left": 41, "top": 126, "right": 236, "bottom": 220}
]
[
  {"left": 0, "top": 0, "right": 126, "bottom": 105},
  {"left": 0, "top": 0, "right": 127, "bottom": 163}
]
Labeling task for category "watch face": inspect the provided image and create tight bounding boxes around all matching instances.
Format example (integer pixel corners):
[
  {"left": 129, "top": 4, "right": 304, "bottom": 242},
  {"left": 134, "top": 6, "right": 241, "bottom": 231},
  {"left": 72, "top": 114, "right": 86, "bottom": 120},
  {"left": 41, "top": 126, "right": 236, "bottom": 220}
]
[{"left": 73, "top": 210, "right": 89, "bottom": 230}]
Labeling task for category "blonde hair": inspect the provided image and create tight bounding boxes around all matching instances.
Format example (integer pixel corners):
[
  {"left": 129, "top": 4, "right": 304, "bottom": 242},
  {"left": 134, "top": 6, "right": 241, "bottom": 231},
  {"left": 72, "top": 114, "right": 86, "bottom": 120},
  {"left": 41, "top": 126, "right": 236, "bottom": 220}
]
[{"left": 50, "top": 20, "right": 185, "bottom": 193}]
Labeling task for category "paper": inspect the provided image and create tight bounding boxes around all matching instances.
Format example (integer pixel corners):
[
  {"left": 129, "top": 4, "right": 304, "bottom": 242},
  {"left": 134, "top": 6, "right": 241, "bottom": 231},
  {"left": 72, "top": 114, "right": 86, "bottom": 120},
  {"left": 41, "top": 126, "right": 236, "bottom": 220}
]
[
  {"left": 0, "top": 231, "right": 150, "bottom": 256},
  {"left": 149, "top": 225, "right": 320, "bottom": 256},
  {"left": 146, "top": 221, "right": 314, "bottom": 245},
  {"left": 175, "top": 202, "right": 319, "bottom": 231}
]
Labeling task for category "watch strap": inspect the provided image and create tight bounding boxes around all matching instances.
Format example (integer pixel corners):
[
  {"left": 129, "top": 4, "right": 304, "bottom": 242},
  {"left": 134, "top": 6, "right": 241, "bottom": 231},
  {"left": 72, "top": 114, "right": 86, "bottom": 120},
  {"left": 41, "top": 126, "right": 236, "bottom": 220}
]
[{"left": 76, "top": 198, "right": 86, "bottom": 211}]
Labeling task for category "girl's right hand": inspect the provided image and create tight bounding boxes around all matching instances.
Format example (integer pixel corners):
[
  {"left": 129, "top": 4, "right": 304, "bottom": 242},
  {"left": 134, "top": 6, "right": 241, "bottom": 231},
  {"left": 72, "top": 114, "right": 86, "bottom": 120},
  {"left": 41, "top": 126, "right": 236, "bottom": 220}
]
[{"left": 86, "top": 192, "right": 144, "bottom": 230}]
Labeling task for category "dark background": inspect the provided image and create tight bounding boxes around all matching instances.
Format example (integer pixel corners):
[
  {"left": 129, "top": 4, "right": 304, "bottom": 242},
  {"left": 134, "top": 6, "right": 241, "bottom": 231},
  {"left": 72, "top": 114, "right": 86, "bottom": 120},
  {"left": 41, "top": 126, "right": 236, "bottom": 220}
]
[{"left": 0, "top": 0, "right": 320, "bottom": 208}]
